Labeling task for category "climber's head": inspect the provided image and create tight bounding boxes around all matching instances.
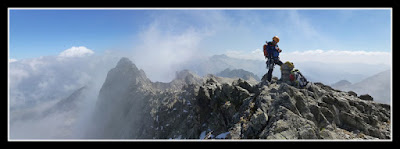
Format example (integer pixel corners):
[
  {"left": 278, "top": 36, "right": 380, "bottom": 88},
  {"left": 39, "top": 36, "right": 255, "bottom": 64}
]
[{"left": 272, "top": 36, "right": 279, "bottom": 45}]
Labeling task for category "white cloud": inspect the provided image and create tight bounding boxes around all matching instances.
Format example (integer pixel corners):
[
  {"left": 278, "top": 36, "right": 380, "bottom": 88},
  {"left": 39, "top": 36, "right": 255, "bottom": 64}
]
[
  {"left": 131, "top": 18, "right": 211, "bottom": 82},
  {"left": 9, "top": 50, "right": 123, "bottom": 139},
  {"left": 9, "top": 50, "right": 121, "bottom": 109},
  {"left": 281, "top": 49, "right": 392, "bottom": 65},
  {"left": 225, "top": 49, "right": 265, "bottom": 61},
  {"left": 9, "top": 59, "right": 17, "bottom": 63},
  {"left": 225, "top": 49, "right": 392, "bottom": 65},
  {"left": 59, "top": 46, "right": 94, "bottom": 58}
]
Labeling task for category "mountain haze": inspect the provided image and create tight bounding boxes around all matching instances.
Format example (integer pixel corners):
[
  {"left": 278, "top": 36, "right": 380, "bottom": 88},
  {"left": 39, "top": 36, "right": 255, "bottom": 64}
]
[
  {"left": 216, "top": 68, "right": 261, "bottom": 82},
  {"left": 331, "top": 70, "right": 391, "bottom": 104},
  {"left": 10, "top": 86, "right": 88, "bottom": 139},
  {"left": 179, "top": 54, "right": 390, "bottom": 86}
]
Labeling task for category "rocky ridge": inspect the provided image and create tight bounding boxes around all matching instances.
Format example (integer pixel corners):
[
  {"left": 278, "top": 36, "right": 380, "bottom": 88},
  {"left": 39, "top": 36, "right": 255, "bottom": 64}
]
[{"left": 86, "top": 57, "right": 391, "bottom": 140}]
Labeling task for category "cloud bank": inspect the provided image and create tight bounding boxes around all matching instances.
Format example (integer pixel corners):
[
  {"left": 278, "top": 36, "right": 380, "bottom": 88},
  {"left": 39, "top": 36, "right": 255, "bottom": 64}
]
[
  {"left": 225, "top": 49, "right": 392, "bottom": 65},
  {"left": 9, "top": 46, "right": 123, "bottom": 109},
  {"left": 129, "top": 11, "right": 219, "bottom": 82},
  {"left": 9, "top": 46, "right": 127, "bottom": 139},
  {"left": 9, "top": 59, "right": 17, "bottom": 63}
]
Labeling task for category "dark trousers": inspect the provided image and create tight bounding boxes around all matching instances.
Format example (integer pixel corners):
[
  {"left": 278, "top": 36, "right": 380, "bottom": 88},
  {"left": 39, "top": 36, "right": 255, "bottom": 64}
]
[{"left": 267, "top": 57, "right": 283, "bottom": 82}]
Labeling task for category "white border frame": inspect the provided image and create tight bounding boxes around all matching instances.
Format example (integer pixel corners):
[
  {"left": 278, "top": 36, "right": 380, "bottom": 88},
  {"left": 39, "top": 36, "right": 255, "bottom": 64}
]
[{"left": 7, "top": 7, "right": 393, "bottom": 142}]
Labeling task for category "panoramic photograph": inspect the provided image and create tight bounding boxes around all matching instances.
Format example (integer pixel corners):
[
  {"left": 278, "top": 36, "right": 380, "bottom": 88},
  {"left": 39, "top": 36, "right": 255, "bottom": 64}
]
[{"left": 8, "top": 8, "right": 391, "bottom": 141}]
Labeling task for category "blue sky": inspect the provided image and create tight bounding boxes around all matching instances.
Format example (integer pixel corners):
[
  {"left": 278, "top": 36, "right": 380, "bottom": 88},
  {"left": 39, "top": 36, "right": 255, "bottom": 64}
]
[{"left": 9, "top": 8, "right": 391, "bottom": 60}]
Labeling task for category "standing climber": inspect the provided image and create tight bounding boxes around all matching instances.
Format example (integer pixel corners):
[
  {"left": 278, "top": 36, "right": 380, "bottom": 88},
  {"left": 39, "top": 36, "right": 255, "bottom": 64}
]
[{"left": 262, "top": 36, "right": 283, "bottom": 82}]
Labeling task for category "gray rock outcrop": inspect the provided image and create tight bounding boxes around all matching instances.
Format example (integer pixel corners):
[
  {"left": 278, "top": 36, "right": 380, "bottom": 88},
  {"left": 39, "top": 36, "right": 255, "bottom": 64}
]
[{"left": 86, "top": 57, "right": 391, "bottom": 140}]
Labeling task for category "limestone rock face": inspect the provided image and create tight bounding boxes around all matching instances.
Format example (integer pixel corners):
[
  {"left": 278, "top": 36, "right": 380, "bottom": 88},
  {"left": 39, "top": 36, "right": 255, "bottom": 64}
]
[{"left": 87, "top": 57, "right": 391, "bottom": 140}]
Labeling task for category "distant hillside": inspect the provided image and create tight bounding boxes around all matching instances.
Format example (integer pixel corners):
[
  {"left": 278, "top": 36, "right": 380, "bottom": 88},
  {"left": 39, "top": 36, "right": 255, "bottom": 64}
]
[
  {"left": 10, "top": 86, "right": 88, "bottom": 139},
  {"left": 331, "top": 69, "right": 391, "bottom": 104},
  {"left": 179, "top": 54, "right": 390, "bottom": 85},
  {"left": 293, "top": 61, "right": 389, "bottom": 85},
  {"left": 331, "top": 80, "right": 352, "bottom": 89},
  {"left": 216, "top": 68, "right": 261, "bottom": 82}
]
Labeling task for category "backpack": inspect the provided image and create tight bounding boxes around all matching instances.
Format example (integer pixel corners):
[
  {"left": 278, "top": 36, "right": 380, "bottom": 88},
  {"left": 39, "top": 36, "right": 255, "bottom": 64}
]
[
  {"left": 264, "top": 42, "right": 279, "bottom": 58},
  {"left": 263, "top": 44, "right": 269, "bottom": 57},
  {"left": 290, "top": 69, "right": 309, "bottom": 88}
]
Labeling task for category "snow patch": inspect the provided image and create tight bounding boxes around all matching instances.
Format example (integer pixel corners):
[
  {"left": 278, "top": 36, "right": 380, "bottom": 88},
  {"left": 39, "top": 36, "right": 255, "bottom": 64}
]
[
  {"left": 215, "top": 132, "right": 230, "bottom": 139},
  {"left": 199, "top": 131, "right": 206, "bottom": 139}
]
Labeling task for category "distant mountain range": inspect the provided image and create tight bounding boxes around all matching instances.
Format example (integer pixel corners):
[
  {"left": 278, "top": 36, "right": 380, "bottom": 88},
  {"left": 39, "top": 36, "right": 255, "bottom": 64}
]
[
  {"left": 331, "top": 69, "right": 391, "bottom": 104},
  {"left": 179, "top": 54, "right": 390, "bottom": 85},
  {"left": 180, "top": 54, "right": 266, "bottom": 78},
  {"left": 179, "top": 54, "right": 391, "bottom": 104},
  {"left": 216, "top": 68, "right": 261, "bottom": 82}
]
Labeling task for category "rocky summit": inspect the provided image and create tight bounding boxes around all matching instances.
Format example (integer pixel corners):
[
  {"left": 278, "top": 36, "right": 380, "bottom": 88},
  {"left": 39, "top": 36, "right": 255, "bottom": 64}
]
[{"left": 86, "top": 57, "right": 391, "bottom": 140}]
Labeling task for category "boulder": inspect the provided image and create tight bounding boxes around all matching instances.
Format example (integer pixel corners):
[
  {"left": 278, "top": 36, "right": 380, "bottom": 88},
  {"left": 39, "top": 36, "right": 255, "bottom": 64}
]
[
  {"left": 359, "top": 94, "right": 374, "bottom": 101},
  {"left": 348, "top": 91, "right": 357, "bottom": 97}
]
